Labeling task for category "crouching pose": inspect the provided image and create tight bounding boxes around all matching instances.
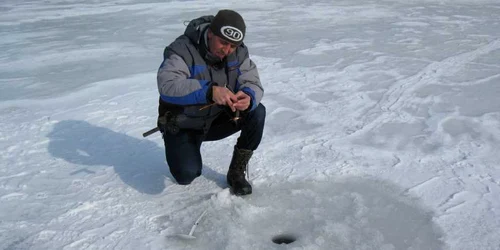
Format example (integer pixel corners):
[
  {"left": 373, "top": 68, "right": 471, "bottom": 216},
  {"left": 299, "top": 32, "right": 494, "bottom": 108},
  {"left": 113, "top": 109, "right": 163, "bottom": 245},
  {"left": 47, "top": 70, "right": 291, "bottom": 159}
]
[{"left": 156, "top": 10, "right": 265, "bottom": 195}]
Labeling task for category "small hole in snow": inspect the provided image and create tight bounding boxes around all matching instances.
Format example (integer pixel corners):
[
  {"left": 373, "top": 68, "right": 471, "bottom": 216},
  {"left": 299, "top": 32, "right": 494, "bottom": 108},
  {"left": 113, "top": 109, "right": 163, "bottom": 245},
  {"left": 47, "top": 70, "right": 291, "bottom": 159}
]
[{"left": 272, "top": 234, "right": 297, "bottom": 244}]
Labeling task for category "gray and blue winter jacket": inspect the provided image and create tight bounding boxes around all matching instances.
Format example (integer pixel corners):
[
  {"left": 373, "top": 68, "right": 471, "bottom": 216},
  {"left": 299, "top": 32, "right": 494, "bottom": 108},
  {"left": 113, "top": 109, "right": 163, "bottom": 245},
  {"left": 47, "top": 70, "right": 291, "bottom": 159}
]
[{"left": 157, "top": 15, "right": 263, "bottom": 133}]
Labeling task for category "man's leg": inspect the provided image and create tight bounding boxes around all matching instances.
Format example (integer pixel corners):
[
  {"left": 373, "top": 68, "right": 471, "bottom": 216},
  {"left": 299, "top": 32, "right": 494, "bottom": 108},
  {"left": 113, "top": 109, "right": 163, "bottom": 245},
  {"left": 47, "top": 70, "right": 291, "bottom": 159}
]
[
  {"left": 235, "top": 103, "right": 266, "bottom": 150},
  {"left": 204, "top": 103, "right": 266, "bottom": 150},
  {"left": 162, "top": 130, "right": 203, "bottom": 185},
  {"left": 204, "top": 104, "right": 266, "bottom": 195}
]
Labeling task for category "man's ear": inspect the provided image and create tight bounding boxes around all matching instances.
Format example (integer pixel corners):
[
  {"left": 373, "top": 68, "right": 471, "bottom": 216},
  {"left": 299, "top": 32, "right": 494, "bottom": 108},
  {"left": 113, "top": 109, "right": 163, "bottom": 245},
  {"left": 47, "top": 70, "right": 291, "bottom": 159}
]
[{"left": 207, "top": 28, "right": 213, "bottom": 39}]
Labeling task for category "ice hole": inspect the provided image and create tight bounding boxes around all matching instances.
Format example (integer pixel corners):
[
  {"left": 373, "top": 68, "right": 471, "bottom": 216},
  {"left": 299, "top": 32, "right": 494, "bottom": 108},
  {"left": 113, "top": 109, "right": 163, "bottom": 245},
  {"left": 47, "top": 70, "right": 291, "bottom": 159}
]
[{"left": 272, "top": 234, "right": 297, "bottom": 245}]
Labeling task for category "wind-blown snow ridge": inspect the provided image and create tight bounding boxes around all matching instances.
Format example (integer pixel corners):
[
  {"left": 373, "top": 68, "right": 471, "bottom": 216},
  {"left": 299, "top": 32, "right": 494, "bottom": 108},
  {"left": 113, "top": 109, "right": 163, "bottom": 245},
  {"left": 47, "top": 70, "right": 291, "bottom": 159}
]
[{"left": 357, "top": 38, "right": 500, "bottom": 135}]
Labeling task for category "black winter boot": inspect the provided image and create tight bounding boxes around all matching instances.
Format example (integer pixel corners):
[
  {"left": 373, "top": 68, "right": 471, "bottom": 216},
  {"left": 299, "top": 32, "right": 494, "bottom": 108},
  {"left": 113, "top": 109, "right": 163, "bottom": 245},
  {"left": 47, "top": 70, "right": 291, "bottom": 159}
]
[{"left": 227, "top": 146, "right": 253, "bottom": 196}]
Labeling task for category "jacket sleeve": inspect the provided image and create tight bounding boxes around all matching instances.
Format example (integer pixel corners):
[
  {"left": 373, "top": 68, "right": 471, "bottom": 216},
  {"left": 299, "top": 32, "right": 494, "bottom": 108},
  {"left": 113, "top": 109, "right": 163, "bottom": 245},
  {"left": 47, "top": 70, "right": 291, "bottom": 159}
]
[
  {"left": 238, "top": 57, "right": 263, "bottom": 111},
  {"left": 157, "top": 53, "right": 210, "bottom": 105}
]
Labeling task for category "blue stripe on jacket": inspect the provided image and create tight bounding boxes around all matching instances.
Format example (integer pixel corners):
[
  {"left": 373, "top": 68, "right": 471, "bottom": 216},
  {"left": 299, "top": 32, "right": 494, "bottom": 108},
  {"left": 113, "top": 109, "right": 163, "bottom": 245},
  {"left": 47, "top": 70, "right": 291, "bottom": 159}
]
[
  {"left": 227, "top": 61, "right": 239, "bottom": 67},
  {"left": 235, "top": 68, "right": 242, "bottom": 90},
  {"left": 160, "top": 80, "right": 210, "bottom": 105},
  {"left": 189, "top": 65, "right": 206, "bottom": 78},
  {"left": 241, "top": 87, "right": 257, "bottom": 111}
]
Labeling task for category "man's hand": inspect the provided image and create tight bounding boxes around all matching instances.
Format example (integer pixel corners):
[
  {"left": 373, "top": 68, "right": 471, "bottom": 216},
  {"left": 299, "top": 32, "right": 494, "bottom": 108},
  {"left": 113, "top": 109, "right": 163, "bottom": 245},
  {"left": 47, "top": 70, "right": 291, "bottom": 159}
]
[
  {"left": 233, "top": 91, "right": 251, "bottom": 111},
  {"left": 212, "top": 87, "right": 251, "bottom": 112},
  {"left": 212, "top": 86, "right": 238, "bottom": 112}
]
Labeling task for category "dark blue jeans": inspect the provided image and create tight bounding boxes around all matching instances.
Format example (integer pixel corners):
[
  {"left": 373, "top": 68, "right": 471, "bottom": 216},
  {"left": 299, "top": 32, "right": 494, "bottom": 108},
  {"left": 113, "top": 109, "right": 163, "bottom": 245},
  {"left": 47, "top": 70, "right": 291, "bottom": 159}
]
[{"left": 162, "top": 103, "right": 266, "bottom": 185}]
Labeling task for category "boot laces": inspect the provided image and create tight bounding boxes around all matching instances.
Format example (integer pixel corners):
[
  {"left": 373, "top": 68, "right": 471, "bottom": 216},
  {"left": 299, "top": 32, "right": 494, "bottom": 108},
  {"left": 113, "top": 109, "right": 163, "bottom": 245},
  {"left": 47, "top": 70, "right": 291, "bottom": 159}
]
[
  {"left": 246, "top": 164, "right": 250, "bottom": 181},
  {"left": 236, "top": 156, "right": 250, "bottom": 180}
]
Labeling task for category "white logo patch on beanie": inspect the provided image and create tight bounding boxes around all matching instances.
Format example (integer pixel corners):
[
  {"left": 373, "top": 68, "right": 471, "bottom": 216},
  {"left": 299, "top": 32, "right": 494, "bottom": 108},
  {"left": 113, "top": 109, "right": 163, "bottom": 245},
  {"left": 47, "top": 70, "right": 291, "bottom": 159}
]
[{"left": 220, "top": 26, "right": 243, "bottom": 42}]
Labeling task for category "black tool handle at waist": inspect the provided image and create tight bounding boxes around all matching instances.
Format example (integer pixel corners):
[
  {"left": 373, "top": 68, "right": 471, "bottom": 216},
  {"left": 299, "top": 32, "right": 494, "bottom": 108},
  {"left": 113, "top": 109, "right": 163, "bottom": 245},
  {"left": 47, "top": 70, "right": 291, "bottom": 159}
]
[{"left": 142, "top": 127, "right": 160, "bottom": 137}]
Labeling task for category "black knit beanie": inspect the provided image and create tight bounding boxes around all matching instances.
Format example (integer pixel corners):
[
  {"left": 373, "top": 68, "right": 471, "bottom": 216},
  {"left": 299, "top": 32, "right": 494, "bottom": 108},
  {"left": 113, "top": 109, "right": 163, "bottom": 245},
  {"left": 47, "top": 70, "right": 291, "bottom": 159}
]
[{"left": 209, "top": 10, "right": 246, "bottom": 45}]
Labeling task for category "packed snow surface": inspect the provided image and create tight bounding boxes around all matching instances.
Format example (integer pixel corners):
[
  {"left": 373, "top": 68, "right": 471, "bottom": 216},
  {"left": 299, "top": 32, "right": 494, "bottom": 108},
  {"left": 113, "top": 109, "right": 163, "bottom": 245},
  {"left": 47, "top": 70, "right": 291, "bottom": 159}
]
[{"left": 1, "top": 0, "right": 500, "bottom": 249}]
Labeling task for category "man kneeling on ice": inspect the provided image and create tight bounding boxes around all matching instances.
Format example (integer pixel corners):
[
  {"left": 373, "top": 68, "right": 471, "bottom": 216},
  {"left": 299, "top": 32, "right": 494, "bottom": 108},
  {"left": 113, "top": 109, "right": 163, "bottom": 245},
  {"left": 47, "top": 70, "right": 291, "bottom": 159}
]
[{"left": 156, "top": 10, "right": 265, "bottom": 195}]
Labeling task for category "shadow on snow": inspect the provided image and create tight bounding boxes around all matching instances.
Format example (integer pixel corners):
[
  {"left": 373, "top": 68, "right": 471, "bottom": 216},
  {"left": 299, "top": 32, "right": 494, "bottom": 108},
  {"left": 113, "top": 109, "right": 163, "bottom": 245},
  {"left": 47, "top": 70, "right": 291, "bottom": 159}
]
[{"left": 46, "top": 120, "right": 226, "bottom": 194}]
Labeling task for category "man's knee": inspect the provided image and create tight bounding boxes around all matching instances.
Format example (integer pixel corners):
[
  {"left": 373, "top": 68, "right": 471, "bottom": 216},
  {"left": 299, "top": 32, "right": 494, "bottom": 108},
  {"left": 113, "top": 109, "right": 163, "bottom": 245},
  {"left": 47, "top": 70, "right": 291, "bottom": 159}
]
[
  {"left": 168, "top": 159, "right": 202, "bottom": 185},
  {"left": 249, "top": 103, "right": 266, "bottom": 123},
  {"left": 171, "top": 170, "right": 201, "bottom": 185}
]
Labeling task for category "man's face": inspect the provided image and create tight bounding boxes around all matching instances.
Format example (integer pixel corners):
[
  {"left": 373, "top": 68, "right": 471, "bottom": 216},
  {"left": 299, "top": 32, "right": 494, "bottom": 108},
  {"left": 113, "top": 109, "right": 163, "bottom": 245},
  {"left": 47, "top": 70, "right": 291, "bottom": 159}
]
[{"left": 207, "top": 29, "right": 238, "bottom": 60}]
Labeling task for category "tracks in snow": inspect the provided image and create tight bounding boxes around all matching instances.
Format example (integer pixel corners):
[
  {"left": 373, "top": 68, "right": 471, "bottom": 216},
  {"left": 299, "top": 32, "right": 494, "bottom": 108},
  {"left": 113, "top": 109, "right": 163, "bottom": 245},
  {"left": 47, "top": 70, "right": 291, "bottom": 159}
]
[{"left": 355, "top": 39, "right": 500, "bottom": 134}]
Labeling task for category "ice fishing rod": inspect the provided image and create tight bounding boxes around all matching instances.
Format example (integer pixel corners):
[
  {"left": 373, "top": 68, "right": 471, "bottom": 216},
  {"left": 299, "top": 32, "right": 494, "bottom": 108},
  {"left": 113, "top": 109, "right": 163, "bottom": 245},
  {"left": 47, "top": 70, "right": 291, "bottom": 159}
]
[{"left": 174, "top": 209, "right": 208, "bottom": 240}]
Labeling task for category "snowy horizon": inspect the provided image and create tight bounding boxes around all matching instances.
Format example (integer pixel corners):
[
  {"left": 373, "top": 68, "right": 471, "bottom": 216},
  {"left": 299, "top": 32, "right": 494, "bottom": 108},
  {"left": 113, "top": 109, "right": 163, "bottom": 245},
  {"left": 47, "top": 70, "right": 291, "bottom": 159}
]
[{"left": 1, "top": 0, "right": 500, "bottom": 249}]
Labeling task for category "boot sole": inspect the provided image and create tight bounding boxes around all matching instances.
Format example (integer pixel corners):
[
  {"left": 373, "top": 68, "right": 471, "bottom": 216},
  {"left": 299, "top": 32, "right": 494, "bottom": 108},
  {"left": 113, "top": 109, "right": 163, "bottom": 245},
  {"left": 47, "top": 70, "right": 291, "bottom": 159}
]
[
  {"left": 227, "top": 180, "right": 252, "bottom": 196},
  {"left": 233, "top": 187, "right": 252, "bottom": 196}
]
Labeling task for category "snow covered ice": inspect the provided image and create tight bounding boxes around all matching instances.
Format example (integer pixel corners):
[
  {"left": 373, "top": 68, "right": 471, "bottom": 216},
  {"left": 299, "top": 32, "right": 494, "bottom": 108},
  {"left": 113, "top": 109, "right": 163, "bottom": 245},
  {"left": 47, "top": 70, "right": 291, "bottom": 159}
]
[
  {"left": 156, "top": 178, "right": 443, "bottom": 249},
  {"left": 1, "top": 0, "right": 500, "bottom": 249}
]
